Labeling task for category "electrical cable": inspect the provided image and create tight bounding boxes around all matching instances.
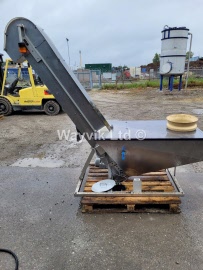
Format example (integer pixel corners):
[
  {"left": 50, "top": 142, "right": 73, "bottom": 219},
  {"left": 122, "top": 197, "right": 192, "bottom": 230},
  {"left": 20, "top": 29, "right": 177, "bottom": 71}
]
[{"left": 0, "top": 249, "right": 19, "bottom": 270}]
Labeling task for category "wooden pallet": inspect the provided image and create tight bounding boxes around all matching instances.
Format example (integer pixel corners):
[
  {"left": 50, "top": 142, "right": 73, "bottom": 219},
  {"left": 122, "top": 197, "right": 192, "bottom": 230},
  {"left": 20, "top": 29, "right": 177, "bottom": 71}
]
[
  {"left": 0, "top": 115, "right": 4, "bottom": 120},
  {"left": 81, "top": 164, "right": 181, "bottom": 214}
]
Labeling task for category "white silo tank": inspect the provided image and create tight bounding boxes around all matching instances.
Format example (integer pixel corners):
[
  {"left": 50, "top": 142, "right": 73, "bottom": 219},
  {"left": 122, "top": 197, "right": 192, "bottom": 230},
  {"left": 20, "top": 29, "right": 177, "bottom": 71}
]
[{"left": 160, "top": 26, "right": 189, "bottom": 75}]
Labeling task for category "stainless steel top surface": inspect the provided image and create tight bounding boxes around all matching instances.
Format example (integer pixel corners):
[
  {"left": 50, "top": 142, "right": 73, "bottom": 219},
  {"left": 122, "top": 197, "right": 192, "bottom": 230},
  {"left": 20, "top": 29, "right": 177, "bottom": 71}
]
[{"left": 96, "top": 120, "right": 203, "bottom": 140}]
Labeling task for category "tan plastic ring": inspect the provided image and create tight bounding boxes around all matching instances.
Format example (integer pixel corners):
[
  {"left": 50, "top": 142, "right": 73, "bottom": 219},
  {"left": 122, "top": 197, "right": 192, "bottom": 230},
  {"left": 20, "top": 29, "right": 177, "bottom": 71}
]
[{"left": 166, "top": 114, "right": 198, "bottom": 132}]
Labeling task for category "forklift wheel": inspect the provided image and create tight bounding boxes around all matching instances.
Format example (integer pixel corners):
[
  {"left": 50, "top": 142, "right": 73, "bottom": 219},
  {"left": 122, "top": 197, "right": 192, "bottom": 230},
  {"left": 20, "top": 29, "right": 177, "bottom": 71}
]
[
  {"left": 44, "top": 100, "right": 60, "bottom": 116},
  {"left": 0, "top": 98, "right": 13, "bottom": 116}
]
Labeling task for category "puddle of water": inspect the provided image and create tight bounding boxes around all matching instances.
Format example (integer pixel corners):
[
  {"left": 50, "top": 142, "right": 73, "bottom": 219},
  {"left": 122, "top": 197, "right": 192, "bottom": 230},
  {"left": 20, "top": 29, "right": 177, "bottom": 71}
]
[
  {"left": 11, "top": 157, "right": 65, "bottom": 168},
  {"left": 192, "top": 109, "right": 203, "bottom": 115}
]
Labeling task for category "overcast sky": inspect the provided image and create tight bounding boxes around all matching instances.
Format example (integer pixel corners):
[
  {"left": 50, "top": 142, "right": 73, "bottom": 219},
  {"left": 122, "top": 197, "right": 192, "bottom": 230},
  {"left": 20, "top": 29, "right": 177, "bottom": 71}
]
[{"left": 0, "top": 0, "right": 202, "bottom": 68}]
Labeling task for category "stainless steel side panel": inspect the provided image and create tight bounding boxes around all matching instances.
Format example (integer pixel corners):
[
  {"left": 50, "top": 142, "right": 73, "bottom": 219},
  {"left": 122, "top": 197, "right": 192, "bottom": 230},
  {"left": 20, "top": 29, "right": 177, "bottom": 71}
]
[{"left": 96, "top": 120, "right": 203, "bottom": 175}]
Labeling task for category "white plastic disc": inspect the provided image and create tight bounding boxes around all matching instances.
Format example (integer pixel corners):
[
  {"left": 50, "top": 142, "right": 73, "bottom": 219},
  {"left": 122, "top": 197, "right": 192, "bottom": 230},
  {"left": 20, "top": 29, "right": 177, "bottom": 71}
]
[
  {"left": 92, "top": 179, "right": 116, "bottom": 192},
  {"left": 162, "top": 63, "right": 172, "bottom": 74}
]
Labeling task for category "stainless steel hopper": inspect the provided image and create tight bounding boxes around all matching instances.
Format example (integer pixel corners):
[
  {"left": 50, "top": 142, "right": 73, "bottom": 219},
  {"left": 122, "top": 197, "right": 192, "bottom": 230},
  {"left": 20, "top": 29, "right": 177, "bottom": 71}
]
[{"left": 96, "top": 120, "right": 203, "bottom": 175}]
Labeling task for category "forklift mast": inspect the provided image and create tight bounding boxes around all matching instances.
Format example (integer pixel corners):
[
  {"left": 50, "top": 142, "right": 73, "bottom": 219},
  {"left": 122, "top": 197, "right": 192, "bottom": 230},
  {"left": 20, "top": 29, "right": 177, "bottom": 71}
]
[{"left": 0, "top": 54, "right": 4, "bottom": 90}]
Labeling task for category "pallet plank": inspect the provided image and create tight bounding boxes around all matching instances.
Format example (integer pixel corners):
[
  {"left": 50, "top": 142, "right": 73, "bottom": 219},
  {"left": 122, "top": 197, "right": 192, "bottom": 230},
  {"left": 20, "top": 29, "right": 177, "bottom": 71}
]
[
  {"left": 84, "top": 185, "right": 174, "bottom": 192},
  {"left": 82, "top": 204, "right": 180, "bottom": 214},
  {"left": 82, "top": 196, "right": 180, "bottom": 205},
  {"left": 85, "top": 180, "right": 172, "bottom": 186},
  {"left": 86, "top": 177, "right": 169, "bottom": 182}
]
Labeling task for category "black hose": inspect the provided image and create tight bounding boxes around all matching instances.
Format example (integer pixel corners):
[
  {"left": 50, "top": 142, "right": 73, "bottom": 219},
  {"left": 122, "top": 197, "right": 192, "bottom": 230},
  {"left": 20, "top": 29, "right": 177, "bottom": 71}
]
[{"left": 0, "top": 249, "right": 19, "bottom": 270}]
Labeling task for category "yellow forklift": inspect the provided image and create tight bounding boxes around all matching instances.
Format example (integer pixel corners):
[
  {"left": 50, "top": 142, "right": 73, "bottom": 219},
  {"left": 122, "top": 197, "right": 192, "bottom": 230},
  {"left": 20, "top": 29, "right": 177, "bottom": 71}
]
[{"left": 0, "top": 54, "right": 61, "bottom": 116}]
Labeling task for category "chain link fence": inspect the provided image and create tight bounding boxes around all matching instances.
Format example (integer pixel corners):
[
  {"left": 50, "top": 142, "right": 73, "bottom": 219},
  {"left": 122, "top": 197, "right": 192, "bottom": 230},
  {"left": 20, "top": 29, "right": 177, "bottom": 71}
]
[
  {"left": 189, "top": 68, "right": 203, "bottom": 78},
  {"left": 74, "top": 70, "right": 101, "bottom": 90},
  {"left": 6, "top": 68, "right": 102, "bottom": 90}
]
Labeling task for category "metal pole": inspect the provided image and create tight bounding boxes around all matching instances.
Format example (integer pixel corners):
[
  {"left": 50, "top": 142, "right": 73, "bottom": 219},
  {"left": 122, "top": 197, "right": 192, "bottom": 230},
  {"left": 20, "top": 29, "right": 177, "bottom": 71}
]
[
  {"left": 170, "top": 75, "right": 174, "bottom": 91},
  {"left": 79, "top": 50, "right": 82, "bottom": 69},
  {"left": 66, "top": 38, "right": 70, "bottom": 66},
  {"left": 168, "top": 76, "right": 170, "bottom": 90},
  {"left": 185, "top": 33, "right": 192, "bottom": 89},
  {"left": 160, "top": 75, "right": 163, "bottom": 91},
  {"left": 179, "top": 75, "right": 182, "bottom": 91}
]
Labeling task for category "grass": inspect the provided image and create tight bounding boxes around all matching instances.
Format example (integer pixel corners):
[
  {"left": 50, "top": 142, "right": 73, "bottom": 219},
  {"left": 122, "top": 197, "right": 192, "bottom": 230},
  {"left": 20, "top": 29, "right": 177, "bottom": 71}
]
[{"left": 102, "top": 77, "right": 203, "bottom": 90}]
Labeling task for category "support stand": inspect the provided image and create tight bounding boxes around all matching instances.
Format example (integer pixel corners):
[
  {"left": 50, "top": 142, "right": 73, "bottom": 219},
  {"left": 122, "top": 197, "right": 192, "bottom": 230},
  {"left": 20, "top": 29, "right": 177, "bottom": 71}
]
[
  {"left": 74, "top": 155, "right": 184, "bottom": 213},
  {"left": 160, "top": 74, "right": 183, "bottom": 91}
]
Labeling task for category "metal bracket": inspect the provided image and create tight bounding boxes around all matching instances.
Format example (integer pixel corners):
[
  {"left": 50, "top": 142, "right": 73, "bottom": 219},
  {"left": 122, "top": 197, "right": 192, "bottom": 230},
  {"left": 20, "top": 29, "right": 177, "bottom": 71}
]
[
  {"left": 79, "top": 148, "right": 95, "bottom": 180},
  {"left": 17, "top": 24, "right": 42, "bottom": 62}
]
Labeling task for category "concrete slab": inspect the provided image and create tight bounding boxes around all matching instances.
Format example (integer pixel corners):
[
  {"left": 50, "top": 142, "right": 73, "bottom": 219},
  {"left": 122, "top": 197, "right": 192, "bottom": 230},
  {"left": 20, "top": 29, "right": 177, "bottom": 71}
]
[{"left": 0, "top": 166, "right": 203, "bottom": 270}]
